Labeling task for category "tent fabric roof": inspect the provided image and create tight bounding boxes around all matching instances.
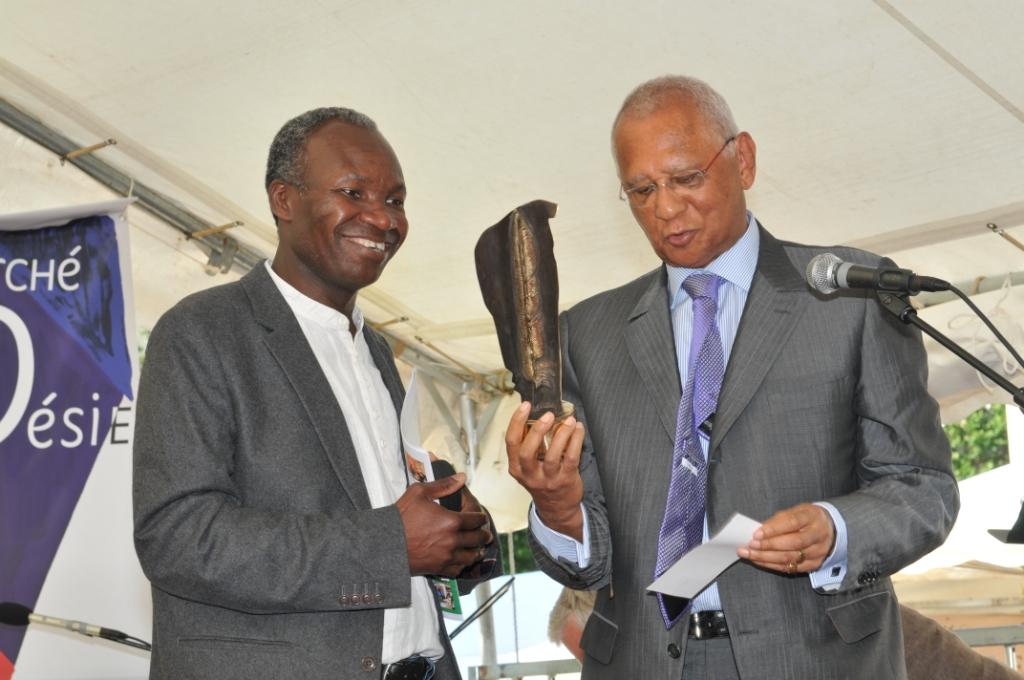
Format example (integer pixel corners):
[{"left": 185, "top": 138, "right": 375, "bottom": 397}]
[{"left": 2, "top": 2, "right": 1023, "bottom": 414}]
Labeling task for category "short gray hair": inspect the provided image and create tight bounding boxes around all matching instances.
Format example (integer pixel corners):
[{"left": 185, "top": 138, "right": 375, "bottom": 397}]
[
  {"left": 614, "top": 75, "right": 738, "bottom": 141},
  {"left": 265, "top": 107, "right": 378, "bottom": 190}
]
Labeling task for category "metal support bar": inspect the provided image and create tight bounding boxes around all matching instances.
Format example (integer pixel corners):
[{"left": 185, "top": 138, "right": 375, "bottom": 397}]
[
  {"left": 468, "top": 659, "right": 582, "bottom": 679},
  {"left": 420, "top": 375, "right": 465, "bottom": 455},
  {"left": 458, "top": 387, "right": 498, "bottom": 667},
  {"left": 953, "top": 624, "right": 1024, "bottom": 647},
  {"left": 476, "top": 396, "right": 503, "bottom": 448},
  {"left": 188, "top": 221, "right": 241, "bottom": 240},
  {"left": 204, "top": 236, "right": 239, "bottom": 275},
  {"left": 989, "top": 222, "right": 1024, "bottom": 255},
  {"left": 460, "top": 385, "right": 478, "bottom": 474},
  {"left": 60, "top": 137, "right": 116, "bottom": 164},
  {"left": 0, "top": 98, "right": 267, "bottom": 271},
  {"left": 371, "top": 316, "right": 410, "bottom": 330},
  {"left": 415, "top": 334, "right": 481, "bottom": 380},
  {"left": 953, "top": 624, "right": 1024, "bottom": 670}
]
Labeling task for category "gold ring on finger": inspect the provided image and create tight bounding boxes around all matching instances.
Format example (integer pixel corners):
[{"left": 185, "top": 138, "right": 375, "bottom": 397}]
[
  {"left": 796, "top": 549, "right": 806, "bottom": 565},
  {"left": 786, "top": 561, "right": 797, "bottom": 574}
]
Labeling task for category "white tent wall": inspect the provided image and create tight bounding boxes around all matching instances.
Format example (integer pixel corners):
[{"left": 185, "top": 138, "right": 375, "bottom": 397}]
[
  {"left": 3, "top": 1, "right": 1024, "bottom": 381},
  {"left": 0, "top": 124, "right": 243, "bottom": 331}
]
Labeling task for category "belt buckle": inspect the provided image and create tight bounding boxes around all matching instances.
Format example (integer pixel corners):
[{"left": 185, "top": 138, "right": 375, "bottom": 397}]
[
  {"left": 690, "top": 612, "right": 707, "bottom": 640},
  {"left": 383, "top": 655, "right": 432, "bottom": 680},
  {"left": 689, "top": 611, "right": 726, "bottom": 640}
]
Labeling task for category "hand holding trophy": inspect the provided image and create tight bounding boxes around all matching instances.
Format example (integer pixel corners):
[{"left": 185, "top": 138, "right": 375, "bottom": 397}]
[
  {"left": 474, "top": 199, "right": 574, "bottom": 423},
  {"left": 476, "top": 200, "right": 586, "bottom": 540}
]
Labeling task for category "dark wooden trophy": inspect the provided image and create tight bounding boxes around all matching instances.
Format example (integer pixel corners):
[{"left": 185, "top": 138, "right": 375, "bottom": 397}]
[{"left": 475, "top": 200, "right": 574, "bottom": 423}]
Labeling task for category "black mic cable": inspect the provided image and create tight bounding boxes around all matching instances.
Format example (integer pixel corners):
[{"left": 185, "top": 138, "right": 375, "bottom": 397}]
[{"left": 806, "top": 252, "right": 1024, "bottom": 371}]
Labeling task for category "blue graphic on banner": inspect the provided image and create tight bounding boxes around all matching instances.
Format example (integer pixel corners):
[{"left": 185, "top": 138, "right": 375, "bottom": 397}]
[{"left": 0, "top": 215, "right": 133, "bottom": 675}]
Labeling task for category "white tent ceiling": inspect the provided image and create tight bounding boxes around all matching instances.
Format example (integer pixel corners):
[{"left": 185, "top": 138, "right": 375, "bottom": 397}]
[{"left": 2, "top": 1, "right": 1024, "bottom": 414}]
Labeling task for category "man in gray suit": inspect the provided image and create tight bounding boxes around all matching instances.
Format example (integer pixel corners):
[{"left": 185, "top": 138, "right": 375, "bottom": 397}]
[
  {"left": 134, "top": 107, "right": 499, "bottom": 680},
  {"left": 505, "top": 76, "right": 959, "bottom": 679}
]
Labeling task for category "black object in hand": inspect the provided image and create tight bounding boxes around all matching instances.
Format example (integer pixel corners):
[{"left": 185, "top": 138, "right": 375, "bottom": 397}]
[{"left": 431, "top": 460, "right": 462, "bottom": 512}]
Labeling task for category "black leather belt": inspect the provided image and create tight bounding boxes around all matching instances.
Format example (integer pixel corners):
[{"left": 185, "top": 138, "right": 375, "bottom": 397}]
[
  {"left": 382, "top": 655, "right": 434, "bottom": 680},
  {"left": 688, "top": 610, "right": 729, "bottom": 640}
]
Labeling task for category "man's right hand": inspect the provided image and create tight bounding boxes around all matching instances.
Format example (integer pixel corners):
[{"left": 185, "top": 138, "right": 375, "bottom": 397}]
[
  {"left": 505, "top": 401, "right": 586, "bottom": 541},
  {"left": 396, "top": 474, "right": 492, "bottom": 577}
]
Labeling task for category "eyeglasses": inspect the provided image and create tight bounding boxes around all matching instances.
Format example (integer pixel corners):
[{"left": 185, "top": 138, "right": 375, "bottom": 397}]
[{"left": 619, "top": 136, "right": 736, "bottom": 207}]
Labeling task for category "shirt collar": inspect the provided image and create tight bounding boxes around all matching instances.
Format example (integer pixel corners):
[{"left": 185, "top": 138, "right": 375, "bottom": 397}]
[
  {"left": 264, "top": 260, "right": 364, "bottom": 333},
  {"left": 667, "top": 212, "right": 760, "bottom": 309}
]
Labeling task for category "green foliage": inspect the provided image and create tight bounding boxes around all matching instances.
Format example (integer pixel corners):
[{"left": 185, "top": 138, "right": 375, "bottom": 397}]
[
  {"left": 137, "top": 328, "right": 151, "bottom": 370},
  {"left": 499, "top": 529, "right": 538, "bottom": 574},
  {"left": 943, "top": 404, "right": 1009, "bottom": 481}
]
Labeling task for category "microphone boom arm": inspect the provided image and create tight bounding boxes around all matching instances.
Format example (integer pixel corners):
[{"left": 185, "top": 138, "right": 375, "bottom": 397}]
[{"left": 875, "top": 291, "right": 1024, "bottom": 411}]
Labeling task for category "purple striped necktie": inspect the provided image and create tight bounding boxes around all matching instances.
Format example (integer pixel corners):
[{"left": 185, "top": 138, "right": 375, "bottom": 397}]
[{"left": 655, "top": 271, "right": 725, "bottom": 629}]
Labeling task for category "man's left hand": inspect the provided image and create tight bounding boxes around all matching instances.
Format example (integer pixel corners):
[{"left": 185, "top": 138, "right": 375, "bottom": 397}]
[{"left": 737, "top": 503, "right": 835, "bottom": 574}]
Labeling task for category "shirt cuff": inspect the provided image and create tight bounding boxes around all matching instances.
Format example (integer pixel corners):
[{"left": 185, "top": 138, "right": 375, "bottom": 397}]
[
  {"left": 809, "top": 501, "right": 848, "bottom": 591},
  {"left": 528, "top": 503, "right": 590, "bottom": 568}
]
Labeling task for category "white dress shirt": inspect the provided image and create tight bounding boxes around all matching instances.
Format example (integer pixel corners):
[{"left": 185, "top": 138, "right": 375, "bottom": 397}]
[{"left": 267, "top": 262, "right": 442, "bottom": 662}]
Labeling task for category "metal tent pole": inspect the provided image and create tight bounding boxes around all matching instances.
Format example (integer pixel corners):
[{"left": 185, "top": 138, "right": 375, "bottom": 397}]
[{"left": 460, "top": 386, "right": 497, "bottom": 666}]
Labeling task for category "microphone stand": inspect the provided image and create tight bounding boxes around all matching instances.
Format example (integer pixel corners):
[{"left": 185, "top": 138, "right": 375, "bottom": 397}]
[
  {"left": 875, "top": 291, "right": 1024, "bottom": 412},
  {"left": 95, "top": 629, "right": 152, "bottom": 652},
  {"left": 448, "top": 576, "right": 515, "bottom": 640}
]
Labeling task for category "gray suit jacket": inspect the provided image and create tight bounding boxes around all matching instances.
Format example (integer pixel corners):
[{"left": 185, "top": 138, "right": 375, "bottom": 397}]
[
  {"left": 134, "top": 264, "right": 492, "bottom": 680},
  {"left": 530, "top": 226, "right": 959, "bottom": 680}
]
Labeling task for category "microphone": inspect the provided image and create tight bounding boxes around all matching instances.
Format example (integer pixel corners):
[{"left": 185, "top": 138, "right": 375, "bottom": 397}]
[
  {"left": 805, "top": 253, "right": 949, "bottom": 295},
  {"left": 0, "top": 601, "right": 151, "bottom": 651},
  {"left": 431, "top": 459, "right": 463, "bottom": 512}
]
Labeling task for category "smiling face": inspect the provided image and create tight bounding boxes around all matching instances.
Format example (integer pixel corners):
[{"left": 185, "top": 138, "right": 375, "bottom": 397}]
[
  {"left": 269, "top": 119, "right": 408, "bottom": 317},
  {"left": 613, "top": 96, "right": 756, "bottom": 269}
]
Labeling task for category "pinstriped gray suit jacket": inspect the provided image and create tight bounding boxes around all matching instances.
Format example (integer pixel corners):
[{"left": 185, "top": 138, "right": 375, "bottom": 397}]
[
  {"left": 530, "top": 226, "right": 958, "bottom": 680},
  {"left": 133, "top": 265, "right": 495, "bottom": 680}
]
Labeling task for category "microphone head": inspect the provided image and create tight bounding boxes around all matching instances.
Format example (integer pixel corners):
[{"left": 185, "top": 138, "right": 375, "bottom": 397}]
[
  {"left": 0, "top": 602, "right": 32, "bottom": 626},
  {"left": 430, "top": 460, "right": 462, "bottom": 512},
  {"left": 806, "top": 252, "right": 843, "bottom": 294}
]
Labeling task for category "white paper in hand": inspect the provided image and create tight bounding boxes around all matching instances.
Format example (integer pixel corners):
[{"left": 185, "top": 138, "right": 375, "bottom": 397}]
[
  {"left": 647, "top": 513, "right": 761, "bottom": 599},
  {"left": 399, "top": 370, "right": 434, "bottom": 482}
]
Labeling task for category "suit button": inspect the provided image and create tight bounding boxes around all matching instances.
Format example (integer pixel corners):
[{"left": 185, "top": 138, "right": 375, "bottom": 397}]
[
  {"left": 338, "top": 595, "right": 349, "bottom": 606},
  {"left": 375, "top": 593, "right": 385, "bottom": 603},
  {"left": 360, "top": 656, "right": 377, "bottom": 672},
  {"left": 362, "top": 594, "right": 372, "bottom": 604},
  {"left": 667, "top": 643, "right": 681, "bottom": 659}
]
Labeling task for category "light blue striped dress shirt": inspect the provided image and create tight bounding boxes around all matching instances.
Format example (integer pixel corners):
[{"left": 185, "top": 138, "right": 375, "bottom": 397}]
[{"left": 531, "top": 213, "right": 848, "bottom": 613}]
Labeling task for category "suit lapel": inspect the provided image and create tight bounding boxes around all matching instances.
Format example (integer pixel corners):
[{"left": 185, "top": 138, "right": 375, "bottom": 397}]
[
  {"left": 242, "top": 265, "right": 373, "bottom": 509},
  {"left": 625, "top": 268, "right": 682, "bottom": 443},
  {"left": 711, "top": 227, "right": 810, "bottom": 450}
]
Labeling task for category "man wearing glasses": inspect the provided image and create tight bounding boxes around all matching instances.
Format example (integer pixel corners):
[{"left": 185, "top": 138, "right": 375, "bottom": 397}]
[{"left": 505, "top": 76, "right": 958, "bottom": 679}]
